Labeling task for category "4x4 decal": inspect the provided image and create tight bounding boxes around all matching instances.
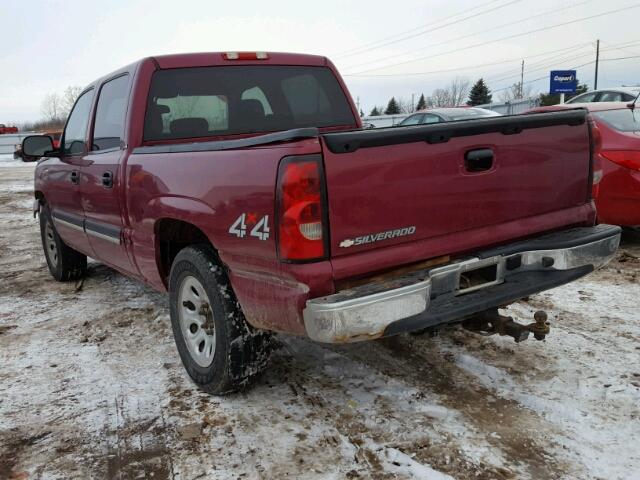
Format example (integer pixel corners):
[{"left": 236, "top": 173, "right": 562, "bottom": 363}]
[{"left": 229, "top": 213, "right": 270, "bottom": 241}]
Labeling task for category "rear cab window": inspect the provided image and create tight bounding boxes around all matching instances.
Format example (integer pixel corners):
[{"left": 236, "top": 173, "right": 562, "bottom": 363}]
[
  {"left": 593, "top": 108, "right": 640, "bottom": 132},
  {"left": 143, "top": 66, "right": 356, "bottom": 141}
]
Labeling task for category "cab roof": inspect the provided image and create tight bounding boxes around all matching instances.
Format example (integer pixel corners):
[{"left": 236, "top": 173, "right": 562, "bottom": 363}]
[{"left": 151, "top": 51, "right": 329, "bottom": 69}]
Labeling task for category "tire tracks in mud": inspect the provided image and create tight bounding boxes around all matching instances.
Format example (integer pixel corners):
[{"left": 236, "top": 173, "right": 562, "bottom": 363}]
[{"left": 318, "top": 335, "right": 576, "bottom": 479}]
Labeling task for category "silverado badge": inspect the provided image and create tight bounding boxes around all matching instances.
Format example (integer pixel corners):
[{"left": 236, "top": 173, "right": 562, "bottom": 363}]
[{"left": 339, "top": 226, "right": 416, "bottom": 248}]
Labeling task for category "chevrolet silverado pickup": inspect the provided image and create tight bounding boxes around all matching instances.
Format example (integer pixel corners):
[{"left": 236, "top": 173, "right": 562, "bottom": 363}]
[{"left": 21, "top": 52, "right": 621, "bottom": 394}]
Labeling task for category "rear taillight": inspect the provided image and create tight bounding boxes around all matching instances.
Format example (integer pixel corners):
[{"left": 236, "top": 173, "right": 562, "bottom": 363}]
[
  {"left": 600, "top": 150, "right": 640, "bottom": 171},
  {"left": 276, "top": 155, "right": 327, "bottom": 261}
]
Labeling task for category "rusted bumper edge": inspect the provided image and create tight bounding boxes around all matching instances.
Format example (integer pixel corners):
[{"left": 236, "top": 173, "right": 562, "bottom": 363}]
[{"left": 303, "top": 225, "right": 621, "bottom": 343}]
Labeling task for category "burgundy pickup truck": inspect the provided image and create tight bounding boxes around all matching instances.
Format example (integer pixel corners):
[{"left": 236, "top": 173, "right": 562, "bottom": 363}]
[{"left": 21, "top": 52, "right": 620, "bottom": 394}]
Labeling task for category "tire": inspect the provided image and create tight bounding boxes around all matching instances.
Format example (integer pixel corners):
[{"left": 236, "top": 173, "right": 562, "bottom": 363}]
[
  {"left": 39, "top": 204, "right": 87, "bottom": 281},
  {"left": 169, "top": 244, "right": 271, "bottom": 395}
]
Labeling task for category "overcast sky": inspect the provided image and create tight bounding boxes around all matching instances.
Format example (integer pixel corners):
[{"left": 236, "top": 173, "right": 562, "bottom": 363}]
[{"left": 2, "top": 0, "right": 639, "bottom": 122}]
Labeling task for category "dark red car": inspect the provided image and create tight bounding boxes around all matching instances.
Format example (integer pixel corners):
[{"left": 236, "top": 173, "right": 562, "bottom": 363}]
[
  {"left": 529, "top": 102, "right": 640, "bottom": 226},
  {"left": 0, "top": 124, "right": 19, "bottom": 134}
]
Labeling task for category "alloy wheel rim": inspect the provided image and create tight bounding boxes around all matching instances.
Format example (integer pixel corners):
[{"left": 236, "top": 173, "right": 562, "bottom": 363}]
[
  {"left": 45, "top": 220, "right": 58, "bottom": 268},
  {"left": 178, "top": 275, "right": 216, "bottom": 367}
]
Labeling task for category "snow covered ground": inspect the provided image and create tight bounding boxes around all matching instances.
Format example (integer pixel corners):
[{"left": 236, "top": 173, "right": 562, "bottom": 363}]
[{"left": 1, "top": 155, "right": 639, "bottom": 479}]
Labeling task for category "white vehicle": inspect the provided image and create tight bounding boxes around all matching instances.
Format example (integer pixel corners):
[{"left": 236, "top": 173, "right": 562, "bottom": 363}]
[
  {"left": 566, "top": 87, "right": 640, "bottom": 104},
  {"left": 397, "top": 107, "right": 501, "bottom": 126}
]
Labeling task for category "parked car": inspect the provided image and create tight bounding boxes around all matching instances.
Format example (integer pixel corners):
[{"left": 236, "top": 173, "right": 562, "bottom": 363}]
[
  {"left": 397, "top": 107, "right": 500, "bottom": 126},
  {"left": 21, "top": 51, "right": 620, "bottom": 395},
  {"left": 566, "top": 87, "right": 640, "bottom": 104},
  {"left": 0, "top": 124, "right": 19, "bottom": 135},
  {"left": 528, "top": 102, "right": 640, "bottom": 226}
]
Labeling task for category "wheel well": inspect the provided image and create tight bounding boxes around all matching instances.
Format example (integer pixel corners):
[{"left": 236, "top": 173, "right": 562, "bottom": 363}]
[{"left": 156, "top": 219, "right": 215, "bottom": 285}]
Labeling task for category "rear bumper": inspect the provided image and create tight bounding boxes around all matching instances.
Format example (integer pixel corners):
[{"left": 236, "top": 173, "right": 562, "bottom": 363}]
[{"left": 303, "top": 225, "right": 621, "bottom": 343}]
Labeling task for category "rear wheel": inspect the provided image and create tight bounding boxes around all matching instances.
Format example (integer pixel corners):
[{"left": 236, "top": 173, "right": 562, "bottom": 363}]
[
  {"left": 169, "top": 245, "right": 271, "bottom": 395},
  {"left": 39, "top": 205, "right": 87, "bottom": 281}
]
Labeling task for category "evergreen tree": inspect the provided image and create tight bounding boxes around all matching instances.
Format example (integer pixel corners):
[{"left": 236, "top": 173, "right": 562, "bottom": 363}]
[
  {"left": 416, "top": 93, "right": 427, "bottom": 111},
  {"left": 467, "top": 78, "right": 492, "bottom": 106},
  {"left": 359, "top": 109, "right": 365, "bottom": 117},
  {"left": 369, "top": 106, "right": 381, "bottom": 116},
  {"left": 384, "top": 97, "right": 401, "bottom": 115}
]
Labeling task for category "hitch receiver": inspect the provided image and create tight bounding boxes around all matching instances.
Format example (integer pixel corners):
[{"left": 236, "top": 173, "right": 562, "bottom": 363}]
[{"left": 463, "top": 309, "right": 550, "bottom": 343}]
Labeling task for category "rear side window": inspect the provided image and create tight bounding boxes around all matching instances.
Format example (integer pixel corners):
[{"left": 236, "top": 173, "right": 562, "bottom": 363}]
[
  {"left": 63, "top": 89, "right": 94, "bottom": 155},
  {"left": 93, "top": 75, "right": 130, "bottom": 151},
  {"left": 143, "top": 66, "right": 356, "bottom": 141},
  {"left": 599, "top": 91, "right": 623, "bottom": 102},
  {"left": 593, "top": 108, "right": 640, "bottom": 132},
  {"left": 422, "top": 114, "right": 442, "bottom": 124}
]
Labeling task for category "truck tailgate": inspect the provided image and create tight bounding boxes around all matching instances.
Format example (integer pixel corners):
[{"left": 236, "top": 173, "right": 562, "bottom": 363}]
[{"left": 321, "top": 110, "right": 592, "bottom": 262}]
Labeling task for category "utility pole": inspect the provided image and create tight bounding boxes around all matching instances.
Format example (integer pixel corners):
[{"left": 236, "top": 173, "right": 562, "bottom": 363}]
[
  {"left": 594, "top": 39, "right": 600, "bottom": 90},
  {"left": 519, "top": 59, "right": 524, "bottom": 99},
  {"left": 356, "top": 96, "right": 360, "bottom": 113},
  {"left": 411, "top": 93, "right": 415, "bottom": 112}
]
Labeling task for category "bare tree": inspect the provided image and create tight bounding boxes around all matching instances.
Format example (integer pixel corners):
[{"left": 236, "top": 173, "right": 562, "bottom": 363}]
[
  {"left": 41, "top": 93, "right": 63, "bottom": 122},
  {"left": 499, "top": 82, "right": 534, "bottom": 102},
  {"left": 397, "top": 97, "right": 414, "bottom": 114},
  {"left": 61, "top": 86, "right": 84, "bottom": 117},
  {"left": 447, "top": 77, "right": 470, "bottom": 107},
  {"left": 430, "top": 89, "right": 451, "bottom": 107},
  {"left": 427, "top": 77, "right": 470, "bottom": 108}
]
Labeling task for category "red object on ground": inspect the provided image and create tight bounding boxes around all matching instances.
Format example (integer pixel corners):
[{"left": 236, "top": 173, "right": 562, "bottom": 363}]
[{"left": 0, "top": 124, "right": 18, "bottom": 134}]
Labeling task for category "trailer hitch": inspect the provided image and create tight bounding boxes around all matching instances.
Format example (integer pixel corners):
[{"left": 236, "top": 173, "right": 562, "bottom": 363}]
[{"left": 463, "top": 309, "right": 550, "bottom": 342}]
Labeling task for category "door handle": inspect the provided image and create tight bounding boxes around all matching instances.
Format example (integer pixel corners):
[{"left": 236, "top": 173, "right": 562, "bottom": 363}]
[
  {"left": 465, "top": 149, "right": 494, "bottom": 172},
  {"left": 70, "top": 170, "right": 79, "bottom": 184},
  {"left": 102, "top": 171, "right": 113, "bottom": 188}
]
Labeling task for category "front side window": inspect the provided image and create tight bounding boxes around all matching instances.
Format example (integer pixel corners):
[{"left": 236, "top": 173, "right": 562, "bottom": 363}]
[
  {"left": 143, "top": 66, "right": 356, "bottom": 141},
  {"left": 93, "top": 75, "right": 130, "bottom": 151},
  {"left": 567, "top": 92, "right": 597, "bottom": 103},
  {"left": 63, "top": 89, "right": 94, "bottom": 155},
  {"left": 398, "top": 114, "right": 423, "bottom": 126}
]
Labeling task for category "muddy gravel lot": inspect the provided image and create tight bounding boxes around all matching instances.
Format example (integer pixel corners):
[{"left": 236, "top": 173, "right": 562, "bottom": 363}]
[{"left": 1, "top": 158, "right": 639, "bottom": 480}]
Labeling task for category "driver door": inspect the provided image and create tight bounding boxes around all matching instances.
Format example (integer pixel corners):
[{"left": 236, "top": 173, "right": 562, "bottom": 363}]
[{"left": 45, "top": 88, "right": 94, "bottom": 256}]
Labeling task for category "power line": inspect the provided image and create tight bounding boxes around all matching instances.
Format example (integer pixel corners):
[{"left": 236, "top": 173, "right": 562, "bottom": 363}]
[
  {"left": 491, "top": 55, "right": 640, "bottom": 94},
  {"left": 347, "top": 4, "right": 640, "bottom": 75},
  {"left": 343, "top": 42, "right": 594, "bottom": 77},
  {"left": 335, "top": 0, "right": 523, "bottom": 60},
  {"left": 599, "top": 39, "right": 640, "bottom": 57},
  {"left": 344, "top": 0, "right": 590, "bottom": 72},
  {"left": 344, "top": 40, "right": 640, "bottom": 78},
  {"left": 484, "top": 46, "right": 595, "bottom": 81},
  {"left": 332, "top": 0, "right": 507, "bottom": 58}
]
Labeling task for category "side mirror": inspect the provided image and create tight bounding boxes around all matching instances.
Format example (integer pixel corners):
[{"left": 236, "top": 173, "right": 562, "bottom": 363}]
[{"left": 21, "top": 135, "right": 55, "bottom": 161}]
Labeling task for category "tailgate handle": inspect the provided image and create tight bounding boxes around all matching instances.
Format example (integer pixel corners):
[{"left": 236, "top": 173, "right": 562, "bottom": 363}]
[
  {"left": 465, "top": 149, "right": 494, "bottom": 172},
  {"left": 102, "top": 171, "right": 113, "bottom": 188}
]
